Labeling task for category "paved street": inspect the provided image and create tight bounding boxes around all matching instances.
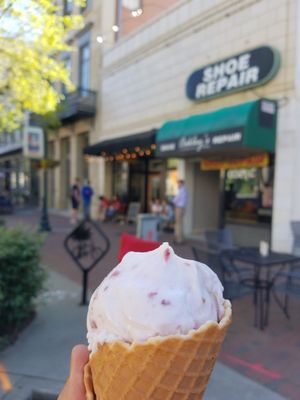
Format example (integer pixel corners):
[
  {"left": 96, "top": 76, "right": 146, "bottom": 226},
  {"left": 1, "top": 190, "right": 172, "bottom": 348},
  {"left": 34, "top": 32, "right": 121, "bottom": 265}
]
[{"left": 0, "top": 209, "right": 299, "bottom": 399}]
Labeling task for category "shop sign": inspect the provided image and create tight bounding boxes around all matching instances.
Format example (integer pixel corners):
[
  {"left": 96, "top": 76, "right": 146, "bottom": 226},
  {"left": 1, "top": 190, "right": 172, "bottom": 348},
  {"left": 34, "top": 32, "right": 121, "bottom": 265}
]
[
  {"left": 186, "top": 46, "right": 280, "bottom": 101},
  {"left": 201, "top": 153, "right": 269, "bottom": 171},
  {"left": 31, "top": 159, "right": 60, "bottom": 169},
  {"left": 158, "top": 127, "right": 243, "bottom": 156}
]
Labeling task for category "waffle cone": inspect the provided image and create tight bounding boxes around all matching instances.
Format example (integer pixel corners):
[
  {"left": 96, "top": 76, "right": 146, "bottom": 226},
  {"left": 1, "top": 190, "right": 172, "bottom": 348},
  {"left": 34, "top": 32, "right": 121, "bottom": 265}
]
[{"left": 84, "top": 300, "right": 232, "bottom": 400}]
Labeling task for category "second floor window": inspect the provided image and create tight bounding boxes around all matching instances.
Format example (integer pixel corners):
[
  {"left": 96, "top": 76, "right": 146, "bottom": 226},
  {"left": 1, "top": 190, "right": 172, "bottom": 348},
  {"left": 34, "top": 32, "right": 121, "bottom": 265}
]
[
  {"left": 62, "top": 57, "right": 72, "bottom": 95},
  {"left": 81, "top": 0, "right": 91, "bottom": 13},
  {"left": 122, "top": 0, "right": 142, "bottom": 10},
  {"left": 79, "top": 43, "right": 90, "bottom": 93},
  {"left": 63, "top": 0, "right": 73, "bottom": 15}
]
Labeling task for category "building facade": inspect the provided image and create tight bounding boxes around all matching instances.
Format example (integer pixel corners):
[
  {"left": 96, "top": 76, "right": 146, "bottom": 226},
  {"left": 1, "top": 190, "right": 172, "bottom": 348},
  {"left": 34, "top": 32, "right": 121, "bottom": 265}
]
[
  {"left": 48, "top": 0, "right": 104, "bottom": 215},
  {"left": 85, "top": 0, "right": 300, "bottom": 252},
  {"left": 0, "top": 128, "right": 41, "bottom": 207}
]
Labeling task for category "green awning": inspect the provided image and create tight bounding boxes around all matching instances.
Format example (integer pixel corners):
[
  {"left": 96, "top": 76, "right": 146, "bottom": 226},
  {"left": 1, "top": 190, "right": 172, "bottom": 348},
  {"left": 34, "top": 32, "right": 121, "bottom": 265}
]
[{"left": 156, "top": 99, "right": 277, "bottom": 157}]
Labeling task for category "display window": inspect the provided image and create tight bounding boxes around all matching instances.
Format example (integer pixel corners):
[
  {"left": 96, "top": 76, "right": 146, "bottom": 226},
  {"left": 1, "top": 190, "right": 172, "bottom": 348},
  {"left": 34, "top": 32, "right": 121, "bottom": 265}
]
[
  {"left": 166, "top": 159, "right": 178, "bottom": 198},
  {"left": 224, "top": 165, "right": 274, "bottom": 224}
]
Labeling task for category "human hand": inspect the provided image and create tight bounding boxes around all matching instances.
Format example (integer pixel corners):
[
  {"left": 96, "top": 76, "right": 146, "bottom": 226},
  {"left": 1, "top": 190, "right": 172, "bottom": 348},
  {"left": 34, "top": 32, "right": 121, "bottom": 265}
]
[{"left": 58, "top": 345, "right": 89, "bottom": 400}]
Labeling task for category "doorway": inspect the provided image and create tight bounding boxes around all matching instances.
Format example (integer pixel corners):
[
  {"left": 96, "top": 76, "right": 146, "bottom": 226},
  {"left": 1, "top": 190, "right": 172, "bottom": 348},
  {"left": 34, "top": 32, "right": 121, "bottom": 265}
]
[{"left": 193, "top": 164, "right": 220, "bottom": 234}]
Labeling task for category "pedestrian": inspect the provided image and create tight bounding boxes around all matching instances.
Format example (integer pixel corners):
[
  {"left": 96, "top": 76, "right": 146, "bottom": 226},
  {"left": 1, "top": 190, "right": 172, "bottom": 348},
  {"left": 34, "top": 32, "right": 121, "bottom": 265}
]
[
  {"left": 70, "top": 178, "right": 80, "bottom": 224},
  {"left": 81, "top": 180, "right": 94, "bottom": 220},
  {"left": 172, "top": 179, "right": 188, "bottom": 244}
]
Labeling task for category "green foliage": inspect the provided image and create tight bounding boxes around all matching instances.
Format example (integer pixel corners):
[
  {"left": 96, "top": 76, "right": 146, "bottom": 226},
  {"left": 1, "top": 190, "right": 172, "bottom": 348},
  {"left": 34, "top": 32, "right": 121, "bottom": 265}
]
[
  {"left": 0, "top": 0, "right": 86, "bottom": 132},
  {"left": 0, "top": 226, "right": 46, "bottom": 335}
]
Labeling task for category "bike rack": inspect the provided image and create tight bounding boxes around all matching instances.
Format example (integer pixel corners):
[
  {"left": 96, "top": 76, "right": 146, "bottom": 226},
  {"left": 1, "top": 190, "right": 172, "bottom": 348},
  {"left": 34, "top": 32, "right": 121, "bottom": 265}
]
[{"left": 64, "top": 219, "right": 110, "bottom": 305}]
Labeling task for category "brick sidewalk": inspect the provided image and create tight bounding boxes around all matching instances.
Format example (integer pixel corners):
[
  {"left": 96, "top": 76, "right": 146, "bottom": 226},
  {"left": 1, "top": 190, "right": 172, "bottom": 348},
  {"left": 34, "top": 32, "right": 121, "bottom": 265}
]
[{"left": 2, "top": 209, "right": 300, "bottom": 399}]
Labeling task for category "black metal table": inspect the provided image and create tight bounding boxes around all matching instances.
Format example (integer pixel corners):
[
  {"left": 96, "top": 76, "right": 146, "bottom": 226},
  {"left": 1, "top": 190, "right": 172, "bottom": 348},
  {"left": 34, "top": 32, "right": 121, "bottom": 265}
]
[{"left": 224, "top": 247, "right": 300, "bottom": 329}]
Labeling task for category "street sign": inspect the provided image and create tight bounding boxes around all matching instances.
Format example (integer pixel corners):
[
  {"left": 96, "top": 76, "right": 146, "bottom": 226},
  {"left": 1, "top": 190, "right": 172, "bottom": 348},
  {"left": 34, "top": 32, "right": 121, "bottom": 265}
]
[
  {"left": 64, "top": 220, "right": 110, "bottom": 305},
  {"left": 23, "top": 126, "right": 45, "bottom": 159}
]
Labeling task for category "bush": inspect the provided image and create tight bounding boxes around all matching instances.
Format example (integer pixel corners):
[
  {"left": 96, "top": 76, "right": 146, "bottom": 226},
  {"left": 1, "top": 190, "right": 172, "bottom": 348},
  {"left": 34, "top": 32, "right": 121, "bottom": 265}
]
[{"left": 0, "top": 226, "right": 46, "bottom": 339}]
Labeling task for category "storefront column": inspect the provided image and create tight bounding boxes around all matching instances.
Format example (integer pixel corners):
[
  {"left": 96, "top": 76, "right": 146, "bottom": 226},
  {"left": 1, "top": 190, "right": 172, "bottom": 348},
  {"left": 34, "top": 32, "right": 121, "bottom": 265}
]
[
  {"left": 143, "top": 158, "right": 149, "bottom": 213},
  {"left": 53, "top": 139, "right": 61, "bottom": 209},
  {"left": 97, "top": 157, "right": 105, "bottom": 196},
  {"left": 218, "top": 169, "right": 227, "bottom": 229},
  {"left": 70, "top": 133, "right": 78, "bottom": 185},
  {"left": 291, "top": 132, "right": 300, "bottom": 218},
  {"left": 287, "top": 6, "right": 300, "bottom": 250},
  {"left": 272, "top": 100, "right": 298, "bottom": 252},
  {"left": 105, "top": 161, "right": 113, "bottom": 199},
  {"left": 177, "top": 159, "right": 186, "bottom": 181},
  {"left": 271, "top": 3, "right": 300, "bottom": 252},
  {"left": 88, "top": 158, "right": 99, "bottom": 219}
]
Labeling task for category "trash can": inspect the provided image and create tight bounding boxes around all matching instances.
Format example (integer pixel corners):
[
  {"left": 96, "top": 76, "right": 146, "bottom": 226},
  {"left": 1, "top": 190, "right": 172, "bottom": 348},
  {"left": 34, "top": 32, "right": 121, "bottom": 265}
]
[{"left": 137, "top": 214, "right": 159, "bottom": 241}]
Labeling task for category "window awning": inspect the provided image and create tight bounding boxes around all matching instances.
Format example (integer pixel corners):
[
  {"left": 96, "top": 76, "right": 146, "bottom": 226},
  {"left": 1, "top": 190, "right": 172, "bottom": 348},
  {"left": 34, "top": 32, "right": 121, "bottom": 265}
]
[
  {"left": 84, "top": 129, "right": 157, "bottom": 159},
  {"left": 156, "top": 99, "right": 277, "bottom": 158}
]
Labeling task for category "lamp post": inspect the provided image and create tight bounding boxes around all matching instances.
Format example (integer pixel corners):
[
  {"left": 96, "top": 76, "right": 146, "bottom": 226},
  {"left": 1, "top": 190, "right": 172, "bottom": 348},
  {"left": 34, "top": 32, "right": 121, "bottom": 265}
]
[{"left": 39, "top": 129, "right": 51, "bottom": 232}]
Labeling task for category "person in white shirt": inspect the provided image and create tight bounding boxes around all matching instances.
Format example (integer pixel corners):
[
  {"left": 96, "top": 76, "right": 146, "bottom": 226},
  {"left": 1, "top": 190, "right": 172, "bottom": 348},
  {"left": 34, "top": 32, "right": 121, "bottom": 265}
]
[
  {"left": 172, "top": 180, "right": 188, "bottom": 243},
  {"left": 151, "top": 198, "right": 163, "bottom": 215}
]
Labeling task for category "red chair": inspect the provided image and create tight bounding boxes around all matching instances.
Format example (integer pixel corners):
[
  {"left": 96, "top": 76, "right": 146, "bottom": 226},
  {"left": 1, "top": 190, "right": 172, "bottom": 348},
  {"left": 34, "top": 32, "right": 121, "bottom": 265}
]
[{"left": 118, "top": 233, "right": 161, "bottom": 262}]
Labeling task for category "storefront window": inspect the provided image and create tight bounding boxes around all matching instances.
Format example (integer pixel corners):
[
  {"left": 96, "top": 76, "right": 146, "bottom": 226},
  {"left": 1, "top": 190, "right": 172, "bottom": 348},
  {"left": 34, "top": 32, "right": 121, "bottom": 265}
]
[
  {"left": 63, "top": 0, "right": 73, "bottom": 15},
  {"left": 225, "top": 166, "right": 273, "bottom": 224},
  {"left": 62, "top": 56, "right": 71, "bottom": 95},
  {"left": 113, "top": 162, "right": 129, "bottom": 201},
  {"left": 79, "top": 43, "right": 90, "bottom": 91},
  {"left": 166, "top": 158, "right": 178, "bottom": 198}
]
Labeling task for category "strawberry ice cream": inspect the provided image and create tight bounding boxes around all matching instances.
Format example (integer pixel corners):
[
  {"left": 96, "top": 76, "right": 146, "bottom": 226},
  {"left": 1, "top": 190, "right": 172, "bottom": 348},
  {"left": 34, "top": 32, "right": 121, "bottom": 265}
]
[{"left": 87, "top": 242, "right": 225, "bottom": 352}]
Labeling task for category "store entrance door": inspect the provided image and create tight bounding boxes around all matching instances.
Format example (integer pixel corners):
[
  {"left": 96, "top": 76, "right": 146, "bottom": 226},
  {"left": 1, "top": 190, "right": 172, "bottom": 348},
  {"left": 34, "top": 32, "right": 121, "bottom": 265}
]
[
  {"left": 147, "top": 173, "right": 161, "bottom": 208},
  {"left": 193, "top": 165, "right": 220, "bottom": 234}
]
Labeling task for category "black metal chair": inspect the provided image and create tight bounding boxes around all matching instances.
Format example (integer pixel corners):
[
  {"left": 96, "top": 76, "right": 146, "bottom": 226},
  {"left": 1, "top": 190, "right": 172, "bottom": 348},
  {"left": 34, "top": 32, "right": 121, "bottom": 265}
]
[
  {"left": 272, "top": 221, "right": 300, "bottom": 317},
  {"left": 192, "top": 245, "right": 222, "bottom": 278},
  {"left": 192, "top": 245, "right": 253, "bottom": 300},
  {"left": 204, "top": 228, "right": 234, "bottom": 250},
  {"left": 219, "top": 252, "right": 253, "bottom": 300},
  {"left": 273, "top": 266, "right": 300, "bottom": 318}
]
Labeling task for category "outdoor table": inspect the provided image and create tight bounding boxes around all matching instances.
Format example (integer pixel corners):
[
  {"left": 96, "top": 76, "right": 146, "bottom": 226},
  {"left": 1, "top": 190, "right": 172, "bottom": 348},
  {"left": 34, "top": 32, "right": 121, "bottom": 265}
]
[{"left": 223, "top": 247, "right": 300, "bottom": 330}]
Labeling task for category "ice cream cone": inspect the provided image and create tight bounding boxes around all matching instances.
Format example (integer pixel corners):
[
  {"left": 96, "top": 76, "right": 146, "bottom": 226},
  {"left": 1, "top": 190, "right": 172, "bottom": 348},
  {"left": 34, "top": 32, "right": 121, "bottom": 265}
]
[{"left": 84, "top": 300, "right": 232, "bottom": 400}]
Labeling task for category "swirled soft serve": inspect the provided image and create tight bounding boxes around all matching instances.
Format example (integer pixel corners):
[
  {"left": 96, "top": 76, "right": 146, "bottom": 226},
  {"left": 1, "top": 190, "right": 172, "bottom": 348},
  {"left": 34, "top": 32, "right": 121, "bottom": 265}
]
[{"left": 87, "top": 242, "right": 224, "bottom": 352}]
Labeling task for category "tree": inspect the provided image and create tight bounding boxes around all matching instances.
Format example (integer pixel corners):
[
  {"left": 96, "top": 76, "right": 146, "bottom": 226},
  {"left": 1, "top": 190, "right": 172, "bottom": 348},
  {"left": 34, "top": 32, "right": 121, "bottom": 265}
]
[{"left": 0, "top": 0, "right": 85, "bottom": 132}]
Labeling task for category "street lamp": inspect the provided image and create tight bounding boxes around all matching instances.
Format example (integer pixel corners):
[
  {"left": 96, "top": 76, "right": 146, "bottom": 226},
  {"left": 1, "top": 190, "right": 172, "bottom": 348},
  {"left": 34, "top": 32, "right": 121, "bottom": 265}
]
[{"left": 39, "top": 129, "right": 51, "bottom": 232}]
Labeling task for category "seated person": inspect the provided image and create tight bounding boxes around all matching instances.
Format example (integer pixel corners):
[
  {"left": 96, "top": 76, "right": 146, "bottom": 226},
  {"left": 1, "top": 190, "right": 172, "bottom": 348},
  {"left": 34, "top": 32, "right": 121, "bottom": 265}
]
[
  {"left": 98, "top": 195, "right": 110, "bottom": 221},
  {"left": 160, "top": 199, "right": 175, "bottom": 230},
  {"left": 151, "top": 198, "right": 163, "bottom": 215},
  {"left": 106, "top": 195, "right": 122, "bottom": 219}
]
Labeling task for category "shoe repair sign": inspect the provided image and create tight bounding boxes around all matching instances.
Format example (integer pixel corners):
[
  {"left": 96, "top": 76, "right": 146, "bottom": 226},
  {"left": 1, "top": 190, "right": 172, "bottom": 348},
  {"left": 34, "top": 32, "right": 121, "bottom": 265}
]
[{"left": 186, "top": 46, "right": 280, "bottom": 101}]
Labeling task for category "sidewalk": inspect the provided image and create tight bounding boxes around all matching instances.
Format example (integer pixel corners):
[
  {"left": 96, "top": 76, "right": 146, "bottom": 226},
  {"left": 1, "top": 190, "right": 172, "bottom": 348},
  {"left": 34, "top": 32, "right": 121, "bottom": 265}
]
[{"left": 0, "top": 268, "right": 286, "bottom": 400}]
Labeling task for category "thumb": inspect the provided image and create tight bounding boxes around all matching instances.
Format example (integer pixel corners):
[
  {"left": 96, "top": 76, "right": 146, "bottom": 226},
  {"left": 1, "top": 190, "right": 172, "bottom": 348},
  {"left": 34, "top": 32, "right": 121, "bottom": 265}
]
[{"left": 59, "top": 345, "right": 89, "bottom": 400}]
